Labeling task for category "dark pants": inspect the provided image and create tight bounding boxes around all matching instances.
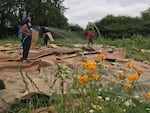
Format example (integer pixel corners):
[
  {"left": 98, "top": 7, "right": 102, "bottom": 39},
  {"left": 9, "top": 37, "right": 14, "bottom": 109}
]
[
  {"left": 43, "top": 34, "right": 49, "bottom": 46},
  {"left": 0, "top": 79, "right": 5, "bottom": 90},
  {"left": 21, "top": 36, "right": 31, "bottom": 60},
  {"left": 88, "top": 38, "right": 93, "bottom": 45}
]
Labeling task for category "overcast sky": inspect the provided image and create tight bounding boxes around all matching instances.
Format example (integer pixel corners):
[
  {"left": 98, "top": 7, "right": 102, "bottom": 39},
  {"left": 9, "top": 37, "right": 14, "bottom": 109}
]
[{"left": 63, "top": 0, "right": 150, "bottom": 28}]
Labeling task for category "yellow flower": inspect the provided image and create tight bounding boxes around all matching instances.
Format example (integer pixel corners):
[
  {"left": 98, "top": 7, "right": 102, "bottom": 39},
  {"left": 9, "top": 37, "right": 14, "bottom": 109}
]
[
  {"left": 123, "top": 83, "right": 132, "bottom": 89},
  {"left": 126, "top": 61, "right": 134, "bottom": 68},
  {"left": 128, "top": 74, "right": 138, "bottom": 82},
  {"left": 98, "top": 53, "right": 106, "bottom": 61},
  {"left": 78, "top": 75, "right": 88, "bottom": 85},
  {"left": 119, "top": 73, "right": 126, "bottom": 80},
  {"left": 86, "top": 61, "right": 97, "bottom": 72},
  {"left": 92, "top": 74, "right": 99, "bottom": 80},
  {"left": 136, "top": 69, "right": 143, "bottom": 75},
  {"left": 147, "top": 92, "right": 150, "bottom": 99},
  {"left": 91, "top": 103, "right": 102, "bottom": 110},
  {"left": 82, "top": 62, "right": 87, "bottom": 69},
  {"left": 82, "top": 61, "right": 96, "bottom": 72}
]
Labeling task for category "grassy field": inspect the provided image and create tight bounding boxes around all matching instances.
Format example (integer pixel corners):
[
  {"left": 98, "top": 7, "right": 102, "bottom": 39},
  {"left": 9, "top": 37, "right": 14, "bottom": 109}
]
[{"left": 1, "top": 35, "right": 149, "bottom": 61}]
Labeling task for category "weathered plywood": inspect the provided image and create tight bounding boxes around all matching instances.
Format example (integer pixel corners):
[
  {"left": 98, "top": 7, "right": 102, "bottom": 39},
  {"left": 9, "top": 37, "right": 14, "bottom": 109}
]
[
  {"left": 46, "top": 32, "right": 54, "bottom": 42},
  {"left": 31, "top": 29, "right": 39, "bottom": 49}
]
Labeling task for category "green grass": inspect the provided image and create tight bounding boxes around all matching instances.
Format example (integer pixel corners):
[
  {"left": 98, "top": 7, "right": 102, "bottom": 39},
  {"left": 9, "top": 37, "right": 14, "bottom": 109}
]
[
  {"left": 0, "top": 35, "right": 150, "bottom": 61},
  {"left": 94, "top": 36, "right": 150, "bottom": 61},
  {"left": 0, "top": 37, "right": 20, "bottom": 46},
  {"left": 53, "top": 35, "right": 150, "bottom": 61}
]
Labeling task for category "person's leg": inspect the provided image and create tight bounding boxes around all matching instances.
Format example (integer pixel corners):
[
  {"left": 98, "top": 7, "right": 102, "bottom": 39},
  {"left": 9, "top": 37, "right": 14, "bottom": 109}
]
[
  {"left": 45, "top": 37, "right": 48, "bottom": 46},
  {"left": 0, "top": 79, "right": 5, "bottom": 90},
  {"left": 22, "top": 38, "right": 31, "bottom": 62},
  {"left": 88, "top": 39, "right": 92, "bottom": 45},
  {"left": 43, "top": 38, "right": 46, "bottom": 46},
  {"left": 91, "top": 39, "right": 93, "bottom": 45},
  {"left": 88, "top": 39, "right": 90, "bottom": 45},
  {"left": 25, "top": 38, "right": 31, "bottom": 60},
  {"left": 45, "top": 34, "right": 49, "bottom": 46},
  {"left": 22, "top": 39, "right": 27, "bottom": 60}
]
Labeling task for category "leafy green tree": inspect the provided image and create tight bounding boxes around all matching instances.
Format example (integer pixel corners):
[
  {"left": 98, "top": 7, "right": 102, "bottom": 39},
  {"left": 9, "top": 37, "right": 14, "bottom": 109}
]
[
  {"left": 94, "top": 7, "right": 150, "bottom": 38},
  {"left": 95, "top": 15, "right": 142, "bottom": 39},
  {"left": 0, "top": 0, "right": 20, "bottom": 37},
  {"left": 141, "top": 8, "right": 150, "bottom": 20},
  {"left": 68, "top": 24, "right": 85, "bottom": 38},
  {"left": 18, "top": 0, "right": 68, "bottom": 28},
  {"left": 0, "top": 0, "right": 68, "bottom": 38}
]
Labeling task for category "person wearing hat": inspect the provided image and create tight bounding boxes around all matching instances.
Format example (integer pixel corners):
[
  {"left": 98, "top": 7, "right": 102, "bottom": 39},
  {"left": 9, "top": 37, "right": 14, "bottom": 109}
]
[{"left": 20, "top": 20, "right": 32, "bottom": 63}]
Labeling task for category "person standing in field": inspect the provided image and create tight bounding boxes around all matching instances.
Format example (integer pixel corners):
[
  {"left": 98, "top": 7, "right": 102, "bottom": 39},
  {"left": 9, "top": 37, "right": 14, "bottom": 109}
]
[
  {"left": 20, "top": 19, "right": 32, "bottom": 63},
  {"left": 42, "top": 32, "right": 49, "bottom": 46},
  {"left": 87, "top": 28, "right": 94, "bottom": 46}
]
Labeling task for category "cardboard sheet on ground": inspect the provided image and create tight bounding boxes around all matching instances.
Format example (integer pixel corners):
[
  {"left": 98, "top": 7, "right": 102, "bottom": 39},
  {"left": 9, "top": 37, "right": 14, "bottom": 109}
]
[
  {"left": 0, "top": 60, "right": 40, "bottom": 72},
  {"left": 46, "top": 32, "right": 54, "bottom": 42},
  {"left": 1, "top": 44, "right": 150, "bottom": 113},
  {"left": 0, "top": 51, "right": 9, "bottom": 59}
]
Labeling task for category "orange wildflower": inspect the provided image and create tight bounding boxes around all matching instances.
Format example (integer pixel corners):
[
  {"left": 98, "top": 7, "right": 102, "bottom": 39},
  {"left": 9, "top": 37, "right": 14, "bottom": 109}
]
[
  {"left": 78, "top": 75, "right": 88, "bottom": 85},
  {"left": 136, "top": 69, "right": 143, "bottom": 75},
  {"left": 86, "top": 61, "right": 97, "bottom": 72},
  {"left": 128, "top": 74, "right": 138, "bottom": 82},
  {"left": 147, "top": 92, "right": 150, "bottom": 99},
  {"left": 82, "top": 61, "right": 96, "bottom": 72},
  {"left": 82, "top": 62, "right": 87, "bottom": 69},
  {"left": 92, "top": 74, "right": 99, "bottom": 80},
  {"left": 98, "top": 54, "right": 106, "bottom": 61},
  {"left": 126, "top": 61, "right": 134, "bottom": 68},
  {"left": 119, "top": 73, "right": 126, "bottom": 80},
  {"left": 123, "top": 83, "right": 132, "bottom": 89}
]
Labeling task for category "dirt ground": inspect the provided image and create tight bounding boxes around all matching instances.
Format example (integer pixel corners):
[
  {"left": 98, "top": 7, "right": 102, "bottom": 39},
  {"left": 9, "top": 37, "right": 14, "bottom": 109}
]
[{"left": 0, "top": 44, "right": 150, "bottom": 113}]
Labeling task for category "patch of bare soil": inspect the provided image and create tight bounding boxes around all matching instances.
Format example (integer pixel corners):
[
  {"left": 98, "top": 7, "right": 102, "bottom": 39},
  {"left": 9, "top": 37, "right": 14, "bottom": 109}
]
[{"left": 0, "top": 44, "right": 149, "bottom": 113}]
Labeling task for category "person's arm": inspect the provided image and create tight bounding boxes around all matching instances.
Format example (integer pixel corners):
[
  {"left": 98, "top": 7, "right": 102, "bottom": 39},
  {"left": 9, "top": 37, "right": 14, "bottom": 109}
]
[{"left": 20, "top": 24, "right": 31, "bottom": 37}]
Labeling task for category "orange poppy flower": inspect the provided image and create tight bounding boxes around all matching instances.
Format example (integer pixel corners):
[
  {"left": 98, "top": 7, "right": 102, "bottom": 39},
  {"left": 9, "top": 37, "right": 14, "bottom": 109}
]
[
  {"left": 119, "top": 73, "right": 126, "bottom": 80},
  {"left": 86, "top": 61, "right": 97, "bottom": 72},
  {"left": 128, "top": 74, "right": 138, "bottom": 82},
  {"left": 92, "top": 74, "right": 99, "bottom": 80},
  {"left": 136, "top": 69, "right": 143, "bottom": 75},
  {"left": 147, "top": 92, "right": 150, "bottom": 99},
  {"left": 126, "top": 61, "right": 134, "bottom": 68},
  {"left": 98, "top": 54, "right": 106, "bottom": 61},
  {"left": 82, "top": 62, "right": 87, "bottom": 69},
  {"left": 78, "top": 75, "right": 88, "bottom": 85},
  {"left": 123, "top": 83, "right": 132, "bottom": 89}
]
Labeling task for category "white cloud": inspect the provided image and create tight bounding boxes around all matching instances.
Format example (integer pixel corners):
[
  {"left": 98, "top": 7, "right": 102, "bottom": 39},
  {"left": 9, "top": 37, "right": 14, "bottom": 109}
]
[{"left": 63, "top": 0, "right": 150, "bottom": 28}]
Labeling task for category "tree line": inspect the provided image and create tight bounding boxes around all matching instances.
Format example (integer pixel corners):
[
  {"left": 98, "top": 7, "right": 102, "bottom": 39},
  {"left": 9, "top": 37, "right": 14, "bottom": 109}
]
[
  {"left": 93, "top": 8, "right": 150, "bottom": 39},
  {"left": 0, "top": 0, "right": 150, "bottom": 39},
  {"left": 0, "top": 0, "right": 68, "bottom": 38}
]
